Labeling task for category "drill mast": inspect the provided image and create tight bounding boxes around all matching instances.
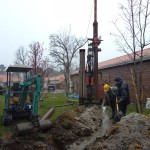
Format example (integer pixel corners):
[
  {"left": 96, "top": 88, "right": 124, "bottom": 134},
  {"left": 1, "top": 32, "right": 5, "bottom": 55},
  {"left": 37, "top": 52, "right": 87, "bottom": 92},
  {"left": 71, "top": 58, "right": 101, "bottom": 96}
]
[
  {"left": 86, "top": 0, "right": 101, "bottom": 101},
  {"left": 79, "top": 0, "right": 102, "bottom": 104}
]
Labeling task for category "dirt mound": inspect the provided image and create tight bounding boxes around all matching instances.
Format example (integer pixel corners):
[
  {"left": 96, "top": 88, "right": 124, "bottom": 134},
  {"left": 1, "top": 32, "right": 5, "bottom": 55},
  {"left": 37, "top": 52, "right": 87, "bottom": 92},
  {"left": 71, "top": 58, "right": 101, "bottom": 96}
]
[
  {"left": 0, "top": 106, "right": 150, "bottom": 150},
  {"left": 86, "top": 113, "right": 150, "bottom": 150},
  {"left": 0, "top": 105, "right": 102, "bottom": 150},
  {"left": 49, "top": 105, "right": 102, "bottom": 150},
  {"left": 0, "top": 133, "right": 51, "bottom": 150},
  {"left": 66, "top": 105, "right": 110, "bottom": 150}
]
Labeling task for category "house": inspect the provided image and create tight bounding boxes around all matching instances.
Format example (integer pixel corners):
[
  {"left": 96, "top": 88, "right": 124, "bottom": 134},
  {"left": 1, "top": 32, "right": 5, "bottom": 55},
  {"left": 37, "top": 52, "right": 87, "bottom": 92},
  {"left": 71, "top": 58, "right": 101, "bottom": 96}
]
[
  {"left": 0, "top": 74, "right": 7, "bottom": 83},
  {"left": 44, "top": 74, "right": 65, "bottom": 89},
  {"left": 70, "top": 48, "right": 150, "bottom": 103},
  {"left": 0, "top": 74, "right": 22, "bottom": 84},
  {"left": 70, "top": 70, "right": 80, "bottom": 94},
  {"left": 0, "top": 74, "right": 23, "bottom": 94}
]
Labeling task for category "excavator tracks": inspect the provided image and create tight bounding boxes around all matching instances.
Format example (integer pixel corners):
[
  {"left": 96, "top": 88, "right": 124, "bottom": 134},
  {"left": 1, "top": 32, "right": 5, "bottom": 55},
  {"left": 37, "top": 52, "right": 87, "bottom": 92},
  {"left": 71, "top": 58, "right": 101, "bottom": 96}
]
[{"left": 3, "top": 109, "right": 12, "bottom": 125}]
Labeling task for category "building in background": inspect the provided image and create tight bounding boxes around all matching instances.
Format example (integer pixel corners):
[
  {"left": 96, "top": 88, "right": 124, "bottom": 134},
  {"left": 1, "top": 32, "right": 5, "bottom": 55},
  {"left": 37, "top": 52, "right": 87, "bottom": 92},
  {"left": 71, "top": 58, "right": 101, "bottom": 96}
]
[
  {"left": 44, "top": 74, "right": 65, "bottom": 90},
  {"left": 70, "top": 48, "right": 150, "bottom": 103}
]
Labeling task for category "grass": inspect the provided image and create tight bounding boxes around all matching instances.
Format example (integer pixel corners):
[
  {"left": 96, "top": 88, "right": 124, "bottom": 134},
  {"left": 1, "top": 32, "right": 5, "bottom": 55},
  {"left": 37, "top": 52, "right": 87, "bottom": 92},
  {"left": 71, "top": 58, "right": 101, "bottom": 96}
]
[
  {"left": 0, "top": 95, "right": 14, "bottom": 135},
  {"left": 0, "top": 93, "right": 150, "bottom": 135},
  {"left": 104, "top": 103, "right": 150, "bottom": 118},
  {"left": 39, "top": 93, "right": 79, "bottom": 120},
  {"left": 0, "top": 93, "right": 79, "bottom": 135},
  {"left": 127, "top": 104, "right": 150, "bottom": 116}
]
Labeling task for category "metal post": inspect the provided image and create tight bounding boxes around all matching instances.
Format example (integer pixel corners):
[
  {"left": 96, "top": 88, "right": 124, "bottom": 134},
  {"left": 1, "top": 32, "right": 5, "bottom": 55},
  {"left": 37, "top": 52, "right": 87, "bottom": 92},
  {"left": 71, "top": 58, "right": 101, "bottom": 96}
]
[
  {"left": 79, "top": 49, "right": 85, "bottom": 104},
  {"left": 93, "top": 0, "right": 99, "bottom": 101},
  {"left": 93, "top": 0, "right": 98, "bottom": 37}
]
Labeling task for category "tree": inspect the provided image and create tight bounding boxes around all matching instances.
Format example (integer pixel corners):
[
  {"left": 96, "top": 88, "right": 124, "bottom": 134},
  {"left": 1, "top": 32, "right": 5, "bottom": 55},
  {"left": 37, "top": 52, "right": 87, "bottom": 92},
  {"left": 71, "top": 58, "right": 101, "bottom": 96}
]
[
  {"left": 49, "top": 28, "right": 86, "bottom": 95},
  {"left": 0, "top": 64, "right": 6, "bottom": 73},
  {"left": 28, "top": 42, "right": 50, "bottom": 87},
  {"left": 14, "top": 42, "right": 50, "bottom": 88},
  {"left": 14, "top": 46, "right": 28, "bottom": 65},
  {"left": 113, "top": 0, "right": 150, "bottom": 113}
]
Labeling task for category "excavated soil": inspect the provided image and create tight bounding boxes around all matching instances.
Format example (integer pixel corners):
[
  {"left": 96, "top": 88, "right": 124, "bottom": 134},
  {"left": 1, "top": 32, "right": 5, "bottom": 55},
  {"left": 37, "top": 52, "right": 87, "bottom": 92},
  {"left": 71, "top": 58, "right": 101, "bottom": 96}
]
[
  {"left": 0, "top": 105, "right": 150, "bottom": 150},
  {"left": 85, "top": 113, "right": 150, "bottom": 150}
]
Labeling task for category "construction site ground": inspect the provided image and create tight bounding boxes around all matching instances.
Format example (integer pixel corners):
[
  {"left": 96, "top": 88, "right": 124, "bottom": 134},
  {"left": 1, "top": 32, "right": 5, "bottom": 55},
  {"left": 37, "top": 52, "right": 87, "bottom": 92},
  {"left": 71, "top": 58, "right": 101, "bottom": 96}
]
[{"left": 0, "top": 104, "right": 150, "bottom": 150}]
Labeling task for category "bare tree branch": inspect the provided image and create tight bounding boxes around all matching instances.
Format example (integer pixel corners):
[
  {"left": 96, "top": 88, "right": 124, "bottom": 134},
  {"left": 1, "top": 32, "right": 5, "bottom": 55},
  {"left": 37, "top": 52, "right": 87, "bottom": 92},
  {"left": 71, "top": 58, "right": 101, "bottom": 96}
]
[
  {"left": 14, "top": 46, "right": 28, "bottom": 65},
  {"left": 113, "top": 0, "right": 150, "bottom": 113},
  {"left": 49, "top": 27, "right": 86, "bottom": 95}
]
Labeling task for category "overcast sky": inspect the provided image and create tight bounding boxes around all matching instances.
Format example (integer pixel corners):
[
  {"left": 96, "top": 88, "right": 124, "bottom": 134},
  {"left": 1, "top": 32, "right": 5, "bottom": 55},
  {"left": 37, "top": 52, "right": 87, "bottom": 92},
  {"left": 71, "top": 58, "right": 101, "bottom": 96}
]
[{"left": 0, "top": 0, "right": 123, "bottom": 67}]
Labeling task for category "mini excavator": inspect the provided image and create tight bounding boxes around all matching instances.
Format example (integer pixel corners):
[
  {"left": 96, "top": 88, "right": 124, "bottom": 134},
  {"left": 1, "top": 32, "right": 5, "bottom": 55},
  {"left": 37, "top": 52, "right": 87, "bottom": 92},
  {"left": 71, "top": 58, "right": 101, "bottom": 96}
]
[{"left": 3, "top": 65, "right": 51, "bottom": 134}]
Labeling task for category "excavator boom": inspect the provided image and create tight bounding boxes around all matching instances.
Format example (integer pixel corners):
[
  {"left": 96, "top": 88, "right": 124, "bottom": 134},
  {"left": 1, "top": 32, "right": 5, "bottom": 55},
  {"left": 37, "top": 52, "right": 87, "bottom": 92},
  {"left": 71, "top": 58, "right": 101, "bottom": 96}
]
[{"left": 17, "top": 75, "right": 52, "bottom": 133}]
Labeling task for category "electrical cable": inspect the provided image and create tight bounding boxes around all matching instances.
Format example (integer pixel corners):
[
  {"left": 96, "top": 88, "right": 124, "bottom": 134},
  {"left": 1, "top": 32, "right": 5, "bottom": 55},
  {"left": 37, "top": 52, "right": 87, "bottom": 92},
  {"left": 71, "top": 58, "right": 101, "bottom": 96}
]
[
  {"left": 85, "top": 0, "right": 94, "bottom": 39},
  {"left": 83, "top": 0, "right": 94, "bottom": 49}
]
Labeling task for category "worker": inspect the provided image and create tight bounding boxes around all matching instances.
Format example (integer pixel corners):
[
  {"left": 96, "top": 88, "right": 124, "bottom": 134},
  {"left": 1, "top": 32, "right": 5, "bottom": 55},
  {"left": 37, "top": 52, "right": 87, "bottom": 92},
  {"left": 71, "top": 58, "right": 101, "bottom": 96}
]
[
  {"left": 103, "top": 84, "right": 117, "bottom": 119},
  {"left": 114, "top": 77, "right": 130, "bottom": 116}
]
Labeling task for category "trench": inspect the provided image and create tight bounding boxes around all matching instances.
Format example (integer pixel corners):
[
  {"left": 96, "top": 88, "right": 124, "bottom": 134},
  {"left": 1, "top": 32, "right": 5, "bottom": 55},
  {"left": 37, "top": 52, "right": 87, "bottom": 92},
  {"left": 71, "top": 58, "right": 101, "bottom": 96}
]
[{"left": 66, "top": 108, "right": 112, "bottom": 150}]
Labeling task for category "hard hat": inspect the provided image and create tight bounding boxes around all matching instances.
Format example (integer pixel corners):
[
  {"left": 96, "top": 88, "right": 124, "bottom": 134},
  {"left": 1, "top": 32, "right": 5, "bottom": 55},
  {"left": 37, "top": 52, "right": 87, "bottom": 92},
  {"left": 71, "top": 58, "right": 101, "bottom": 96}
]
[{"left": 104, "top": 84, "right": 110, "bottom": 92}]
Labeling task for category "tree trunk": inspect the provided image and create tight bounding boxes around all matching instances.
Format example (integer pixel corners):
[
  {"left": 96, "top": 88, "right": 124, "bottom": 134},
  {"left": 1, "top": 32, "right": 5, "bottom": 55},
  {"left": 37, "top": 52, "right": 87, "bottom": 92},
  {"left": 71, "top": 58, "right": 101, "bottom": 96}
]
[
  {"left": 64, "top": 70, "right": 70, "bottom": 97},
  {"left": 139, "top": 48, "right": 144, "bottom": 112},
  {"left": 131, "top": 68, "right": 142, "bottom": 113}
]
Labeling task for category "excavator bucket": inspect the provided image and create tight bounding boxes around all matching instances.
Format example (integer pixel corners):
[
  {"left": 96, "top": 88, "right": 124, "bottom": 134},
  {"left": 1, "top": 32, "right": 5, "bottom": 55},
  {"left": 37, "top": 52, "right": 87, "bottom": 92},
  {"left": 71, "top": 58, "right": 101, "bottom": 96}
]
[{"left": 16, "top": 119, "right": 52, "bottom": 135}]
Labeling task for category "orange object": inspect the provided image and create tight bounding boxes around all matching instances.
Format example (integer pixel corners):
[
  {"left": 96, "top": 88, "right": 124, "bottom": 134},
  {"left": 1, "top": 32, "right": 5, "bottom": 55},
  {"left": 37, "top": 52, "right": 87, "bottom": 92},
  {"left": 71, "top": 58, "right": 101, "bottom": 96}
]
[
  {"left": 86, "top": 76, "right": 94, "bottom": 85},
  {"left": 25, "top": 98, "right": 31, "bottom": 103},
  {"left": 13, "top": 97, "right": 19, "bottom": 103},
  {"left": 9, "top": 98, "right": 14, "bottom": 105},
  {"left": 86, "top": 76, "right": 89, "bottom": 85},
  {"left": 93, "top": 37, "right": 100, "bottom": 47},
  {"left": 91, "top": 77, "right": 94, "bottom": 85}
]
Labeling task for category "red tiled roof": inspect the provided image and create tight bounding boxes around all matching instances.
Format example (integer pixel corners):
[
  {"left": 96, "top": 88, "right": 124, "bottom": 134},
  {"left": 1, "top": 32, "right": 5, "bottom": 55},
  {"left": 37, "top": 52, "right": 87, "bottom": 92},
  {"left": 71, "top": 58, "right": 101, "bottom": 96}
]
[
  {"left": 44, "top": 74, "right": 65, "bottom": 83},
  {"left": 71, "top": 48, "right": 150, "bottom": 75},
  {"left": 0, "top": 75, "right": 6, "bottom": 82},
  {"left": 98, "top": 48, "right": 150, "bottom": 69},
  {"left": 0, "top": 74, "right": 22, "bottom": 82}
]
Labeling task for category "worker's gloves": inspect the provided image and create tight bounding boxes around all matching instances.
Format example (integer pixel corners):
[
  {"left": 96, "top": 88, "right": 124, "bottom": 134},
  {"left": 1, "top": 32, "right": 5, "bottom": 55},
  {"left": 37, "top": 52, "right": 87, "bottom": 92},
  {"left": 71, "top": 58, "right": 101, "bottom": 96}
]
[{"left": 102, "top": 106, "right": 106, "bottom": 112}]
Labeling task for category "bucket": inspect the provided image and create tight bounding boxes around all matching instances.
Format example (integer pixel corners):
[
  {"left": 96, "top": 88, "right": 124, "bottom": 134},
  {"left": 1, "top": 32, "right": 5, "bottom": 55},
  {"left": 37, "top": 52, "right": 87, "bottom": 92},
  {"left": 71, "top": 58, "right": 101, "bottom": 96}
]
[{"left": 146, "top": 98, "right": 150, "bottom": 109}]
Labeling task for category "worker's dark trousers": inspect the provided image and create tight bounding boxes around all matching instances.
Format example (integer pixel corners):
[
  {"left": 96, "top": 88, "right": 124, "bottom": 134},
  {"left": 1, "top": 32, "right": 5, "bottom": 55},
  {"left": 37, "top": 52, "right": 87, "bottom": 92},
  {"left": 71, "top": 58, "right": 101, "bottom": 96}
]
[
  {"left": 118, "top": 104, "right": 127, "bottom": 116},
  {"left": 111, "top": 107, "right": 116, "bottom": 118}
]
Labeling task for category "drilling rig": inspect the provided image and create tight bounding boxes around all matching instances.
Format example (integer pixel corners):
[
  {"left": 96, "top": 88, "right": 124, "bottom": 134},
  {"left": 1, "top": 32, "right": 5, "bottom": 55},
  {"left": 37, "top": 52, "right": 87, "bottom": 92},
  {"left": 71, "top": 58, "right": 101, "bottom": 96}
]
[{"left": 79, "top": 0, "right": 103, "bottom": 104}]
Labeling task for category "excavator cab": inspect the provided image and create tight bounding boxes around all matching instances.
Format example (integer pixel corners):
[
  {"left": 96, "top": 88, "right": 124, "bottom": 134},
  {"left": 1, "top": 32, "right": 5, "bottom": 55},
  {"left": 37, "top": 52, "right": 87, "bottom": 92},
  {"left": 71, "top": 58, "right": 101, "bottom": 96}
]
[
  {"left": 3, "top": 65, "right": 51, "bottom": 134},
  {"left": 3, "top": 65, "right": 33, "bottom": 125}
]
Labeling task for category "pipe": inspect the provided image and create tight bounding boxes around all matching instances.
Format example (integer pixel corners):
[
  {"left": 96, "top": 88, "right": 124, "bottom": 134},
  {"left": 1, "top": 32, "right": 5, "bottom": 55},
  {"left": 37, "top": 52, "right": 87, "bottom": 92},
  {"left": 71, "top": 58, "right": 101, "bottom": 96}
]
[
  {"left": 40, "top": 102, "right": 74, "bottom": 120},
  {"left": 40, "top": 107, "right": 55, "bottom": 121}
]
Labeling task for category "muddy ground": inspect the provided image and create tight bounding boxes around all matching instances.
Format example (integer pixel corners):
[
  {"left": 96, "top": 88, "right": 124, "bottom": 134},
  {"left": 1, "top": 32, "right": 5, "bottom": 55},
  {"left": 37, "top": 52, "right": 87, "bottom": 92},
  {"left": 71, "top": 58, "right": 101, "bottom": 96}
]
[{"left": 0, "top": 105, "right": 150, "bottom": 150}]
